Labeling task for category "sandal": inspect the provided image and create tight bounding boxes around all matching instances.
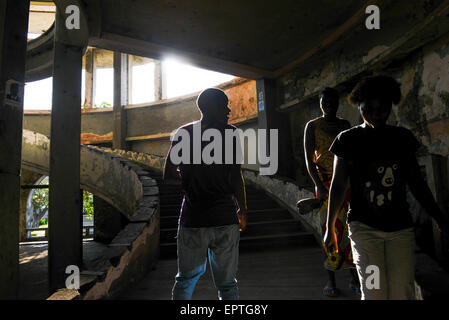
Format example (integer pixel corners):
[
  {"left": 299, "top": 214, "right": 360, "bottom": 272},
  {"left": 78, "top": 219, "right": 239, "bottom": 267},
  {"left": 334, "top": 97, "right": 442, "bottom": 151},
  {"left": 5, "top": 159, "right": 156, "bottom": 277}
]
[
  {"left": 349, "top": 281, "right": 361, "bottom": 296},
  {"left": 323, "top": 286, "right": 339, "bottom": 297}
]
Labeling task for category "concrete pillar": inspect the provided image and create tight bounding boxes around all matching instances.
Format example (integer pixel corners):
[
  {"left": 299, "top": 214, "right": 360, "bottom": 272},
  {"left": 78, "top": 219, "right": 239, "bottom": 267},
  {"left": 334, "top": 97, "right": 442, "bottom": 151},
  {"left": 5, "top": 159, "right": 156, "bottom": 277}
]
[
  {"left": 93, "top": 196, "right": 126, "bottom": 244},
  {"left": 127, "top": 55, "right": 133, "bottom": 104},
  {"left": 48, "top": 10, "right": 83, "bottom": 293},
  {"left": 113, "top": 51, "right": 128, "bottom": 150},
  {"left": 256, "top": 78, "right": 294, "bottom": 178},
  {"left": 154, "top": 60, "right": 163, "bottom": 101},
  {"left": 161, "top": 61, "right": 168, "bottom": 100},
  {"left": 0, "top": 0, "right": 30, "bottom": 299},
  {"left": 83, "top": 47, "right": 96, "bottom": 108}
]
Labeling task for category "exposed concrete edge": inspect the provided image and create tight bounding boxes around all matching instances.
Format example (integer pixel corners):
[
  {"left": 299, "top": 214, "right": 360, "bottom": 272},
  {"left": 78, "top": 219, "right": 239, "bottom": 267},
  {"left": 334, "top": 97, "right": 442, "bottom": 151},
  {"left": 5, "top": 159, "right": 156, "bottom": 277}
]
[
  {"left": 21, "top": 130, "right": 143, "bottom": 219},
  {"left": 45, "top": 157, "right": 160, "bottom": 300},
  {"left": 95, "top": 147, "right": 165, "bottom": 174},
  {"left": 80, "top": 210, "right": 160, "bottom": 299},
  {"left": 47, "top": 289, "right": 80, "bottom": 300},
  {"left": 78, "top": 160, "right": 160, "bottom": 300},
  {"left": 20, "top": 130, "right": 160, "bottom": 300}
]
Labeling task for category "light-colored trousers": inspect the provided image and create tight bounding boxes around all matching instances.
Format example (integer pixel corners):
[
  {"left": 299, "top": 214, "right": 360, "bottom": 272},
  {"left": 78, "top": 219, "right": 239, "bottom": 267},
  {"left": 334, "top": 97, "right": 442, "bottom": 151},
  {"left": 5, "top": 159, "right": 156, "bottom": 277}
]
[{"left": 348, "top": 221, "right": 416, "bottom": 300}]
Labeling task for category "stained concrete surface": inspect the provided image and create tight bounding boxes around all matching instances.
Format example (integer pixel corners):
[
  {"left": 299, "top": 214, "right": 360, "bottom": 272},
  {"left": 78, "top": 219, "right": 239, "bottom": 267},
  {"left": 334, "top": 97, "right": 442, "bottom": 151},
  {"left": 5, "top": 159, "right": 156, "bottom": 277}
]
[
  {"left": 118, "top": 244, "right": 359, "bottom": 300},
  {"left": 18, "top": 240, "right": 107, "bottom": 300},
  {"left": 19, "top": 240, "right": 358, "bottom": 300}
]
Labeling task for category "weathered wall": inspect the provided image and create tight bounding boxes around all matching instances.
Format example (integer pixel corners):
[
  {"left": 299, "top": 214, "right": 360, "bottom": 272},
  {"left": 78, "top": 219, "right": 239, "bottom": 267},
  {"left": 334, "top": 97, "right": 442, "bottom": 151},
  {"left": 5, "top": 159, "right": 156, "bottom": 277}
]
[
  {"left": 276, "top": 21, "right": 449, "bottom": 264},
  {"left": 23, "top": 109, "right": 114, "bottom": 144},
  {"left": 392, "top": 32, "right": 449, "bottom": 158},
  {"left": 282, "top": 30, "right": 449, "bottom": 187},
  {"left": 21, "top": 130, "right": 143, "bottom": 220},
  {"left": 23, "top": 78, "right": 259, "bottom": 169}
]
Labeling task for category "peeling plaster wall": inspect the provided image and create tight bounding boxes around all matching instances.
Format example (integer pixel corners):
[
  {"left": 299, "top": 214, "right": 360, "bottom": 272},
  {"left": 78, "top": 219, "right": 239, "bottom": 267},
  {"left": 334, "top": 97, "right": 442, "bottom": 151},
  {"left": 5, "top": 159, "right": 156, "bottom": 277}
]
[
  {"left": 21, "top": 130, "right": 143, "bottom": 220},
  {"left": 395, "top": 33, "right": 449, "bottom": 157},
  {"left": 275, "top": 23, "right": 449, "bottom": 267},
  {"left": 282, "top": 31, "right": 449, "bottom": 187}
]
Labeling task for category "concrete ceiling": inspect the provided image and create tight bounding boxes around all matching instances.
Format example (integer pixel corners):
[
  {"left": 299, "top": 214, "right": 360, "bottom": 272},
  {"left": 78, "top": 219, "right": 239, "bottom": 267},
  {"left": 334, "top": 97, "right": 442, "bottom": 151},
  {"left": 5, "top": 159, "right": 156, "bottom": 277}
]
[
  {"left": 99, "top": 0, "right": 364, "bottom": 72},
  {"left": 26, "top": 0, "right": 449, "bottom": 81},
  {"left": 89, "top": 0, "right": 449, "bottom": 79}
]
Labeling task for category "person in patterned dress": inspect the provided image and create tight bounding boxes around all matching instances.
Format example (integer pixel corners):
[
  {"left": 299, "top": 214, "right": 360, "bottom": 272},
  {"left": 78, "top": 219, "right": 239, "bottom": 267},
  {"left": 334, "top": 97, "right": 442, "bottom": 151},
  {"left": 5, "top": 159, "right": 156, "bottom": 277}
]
[{"left": 303, "top": 87, "right": 359, "bottom": 297}]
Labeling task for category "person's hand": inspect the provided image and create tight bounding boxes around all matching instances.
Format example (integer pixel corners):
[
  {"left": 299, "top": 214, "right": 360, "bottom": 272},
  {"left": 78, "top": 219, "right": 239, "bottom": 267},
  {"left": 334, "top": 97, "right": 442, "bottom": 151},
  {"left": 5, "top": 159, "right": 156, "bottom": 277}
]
[
  {"left": 316, "top": 184, "right": 328, "bottom": 200},
  {"left": 238, "top": 208, "right": 247, "bottom": 232},
  {"left": 323, "top": 226, "right": 338, "bottom": 255},
  {"left": 436, "top": 215, "right": 449, "bottom": 234}
]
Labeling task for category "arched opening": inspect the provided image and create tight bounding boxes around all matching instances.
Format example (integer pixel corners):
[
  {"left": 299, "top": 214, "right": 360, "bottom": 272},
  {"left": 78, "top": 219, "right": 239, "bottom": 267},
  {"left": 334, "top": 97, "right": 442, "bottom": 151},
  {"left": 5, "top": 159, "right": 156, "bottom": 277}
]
[
  {"left": 25, "top": 176, "right": 95, "bottom": 241},
  {"left": 25, "top": 176, "right": 49, "bottom": 241}
]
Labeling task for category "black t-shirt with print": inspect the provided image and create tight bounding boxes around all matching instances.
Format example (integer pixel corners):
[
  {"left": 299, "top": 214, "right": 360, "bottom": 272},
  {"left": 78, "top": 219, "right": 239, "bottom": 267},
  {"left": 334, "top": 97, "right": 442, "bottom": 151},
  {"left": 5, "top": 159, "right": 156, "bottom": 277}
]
[{"left": 329, "top": 124, "right": 420, "bottom": 232}]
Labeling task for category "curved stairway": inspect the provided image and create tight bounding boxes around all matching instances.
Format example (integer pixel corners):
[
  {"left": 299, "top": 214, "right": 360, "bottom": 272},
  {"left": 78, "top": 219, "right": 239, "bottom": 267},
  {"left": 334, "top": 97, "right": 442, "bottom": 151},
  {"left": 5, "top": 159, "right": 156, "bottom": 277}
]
[{"left": 147, "top": 171, "right": 316, "bottom": 258}]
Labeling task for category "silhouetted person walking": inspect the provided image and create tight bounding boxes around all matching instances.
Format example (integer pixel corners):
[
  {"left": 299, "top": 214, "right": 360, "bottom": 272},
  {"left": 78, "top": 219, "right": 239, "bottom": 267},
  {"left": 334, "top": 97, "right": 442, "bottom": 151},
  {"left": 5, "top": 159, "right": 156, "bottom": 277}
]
[
  {"left": 164, "top": 88, "right": 247, "bottom": 300},
  {"left": 324, "top": 75, "right": 449, "bottom": 299},
  {"left": 303, "top": 87, "right": 359, "bottom": 297}
]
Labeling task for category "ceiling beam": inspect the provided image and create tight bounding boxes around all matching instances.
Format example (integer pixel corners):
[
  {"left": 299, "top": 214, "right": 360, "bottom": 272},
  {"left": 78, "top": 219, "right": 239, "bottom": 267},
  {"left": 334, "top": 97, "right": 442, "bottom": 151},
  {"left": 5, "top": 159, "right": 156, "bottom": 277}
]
[{"left": 89, "top": 32, "right": 275, "bottom": 80}]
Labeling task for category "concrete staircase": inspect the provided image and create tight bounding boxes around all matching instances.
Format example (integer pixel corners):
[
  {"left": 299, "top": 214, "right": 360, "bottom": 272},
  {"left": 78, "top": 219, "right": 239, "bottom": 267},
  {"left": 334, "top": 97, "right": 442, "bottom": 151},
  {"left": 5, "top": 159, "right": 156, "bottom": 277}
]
[{"left": 149, "top": 172, "right": 316, "bottom": 258}]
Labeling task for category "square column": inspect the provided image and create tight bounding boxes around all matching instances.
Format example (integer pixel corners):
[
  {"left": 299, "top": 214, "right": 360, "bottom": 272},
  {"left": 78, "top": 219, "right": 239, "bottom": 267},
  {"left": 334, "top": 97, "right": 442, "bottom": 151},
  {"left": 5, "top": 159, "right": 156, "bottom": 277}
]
[
  {"left": 0, "top": 0, "right": 30, "bottom": 299},
  {"left": 83, "top": 47, "right": 96, "bottom": 108},
  {"left": 48, "top": 10, "right": 83, "bottom": 293},
  {"left": 113, "top": 51, "right": 128, "bottom": 150},
  {"left": 256, "top": 78, "right": 294, "bottom": 177}
]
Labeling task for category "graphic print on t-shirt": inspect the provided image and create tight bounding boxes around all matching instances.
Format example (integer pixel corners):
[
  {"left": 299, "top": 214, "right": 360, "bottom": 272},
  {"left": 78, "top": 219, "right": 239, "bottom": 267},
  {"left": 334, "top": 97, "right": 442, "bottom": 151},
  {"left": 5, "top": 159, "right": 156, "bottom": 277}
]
[{"left": 363, "top": 160, "right": 400, "bottom": 208}]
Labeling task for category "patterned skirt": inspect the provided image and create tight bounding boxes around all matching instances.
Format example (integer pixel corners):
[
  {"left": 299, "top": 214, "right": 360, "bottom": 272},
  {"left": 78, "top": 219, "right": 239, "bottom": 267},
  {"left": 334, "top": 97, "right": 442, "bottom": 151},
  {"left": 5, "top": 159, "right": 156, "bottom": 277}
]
[{"left": 318, "top": 180, "right": 355, "bottom": 271}]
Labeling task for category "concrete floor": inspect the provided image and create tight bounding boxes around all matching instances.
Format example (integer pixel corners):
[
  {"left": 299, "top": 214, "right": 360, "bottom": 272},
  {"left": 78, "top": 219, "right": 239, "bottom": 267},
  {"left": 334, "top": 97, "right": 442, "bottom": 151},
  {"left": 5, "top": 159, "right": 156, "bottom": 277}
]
[
  {"left": 18, "top": 239, "right": 107, "bottom": 300},
  {"left": 118, "top": 244, "right": 359, "bottom": 300},
  {"left": 19, "top": 240, "right": 359, "bottom": 300}
]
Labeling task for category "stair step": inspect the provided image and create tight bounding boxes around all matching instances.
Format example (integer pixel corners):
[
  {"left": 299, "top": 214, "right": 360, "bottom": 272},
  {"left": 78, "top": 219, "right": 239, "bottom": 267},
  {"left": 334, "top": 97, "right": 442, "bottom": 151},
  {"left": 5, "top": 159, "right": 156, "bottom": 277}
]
[
  {"left": 159, "top": 231, "right": 316, "bottom": 258},
  {"left": 159, "top": 199, "right": 280, "bottom": 210},
  {"left": 160, "top": 219, "right": 303, "bottom": 243},
  {"left": 159, "top": 191, "right": 265, "bottom": 198},
  {"left": 153, "top": 179, "right": 317, "bottom": 259},
  {"left": 158, "top": 205, "right": 288, "bottom": 219},
  {"left": 160, "top": 209, "right": 292, "bottom": 228}
]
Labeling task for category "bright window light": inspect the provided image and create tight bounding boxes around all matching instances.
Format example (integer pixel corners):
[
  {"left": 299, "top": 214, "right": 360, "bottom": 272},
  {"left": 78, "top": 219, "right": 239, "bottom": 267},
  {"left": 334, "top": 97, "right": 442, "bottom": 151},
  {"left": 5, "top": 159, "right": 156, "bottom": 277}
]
[
  {"left": 24, "top": 77, "right": 52, "bottom": 110},
  {"left": 27, "top": 33, "right": 41, "bottom": 40},
  {"left": 162, "top": 58, "right": 235, "bottom": 99},
  {"left": 131, "top": 62, "right": 155, "bottom": 104},
  {"left": 94, "top": 68, "right": 113, "bottom": 107},
  {"left": 22, "top": 56, "right": 236, "bottom": 111}
]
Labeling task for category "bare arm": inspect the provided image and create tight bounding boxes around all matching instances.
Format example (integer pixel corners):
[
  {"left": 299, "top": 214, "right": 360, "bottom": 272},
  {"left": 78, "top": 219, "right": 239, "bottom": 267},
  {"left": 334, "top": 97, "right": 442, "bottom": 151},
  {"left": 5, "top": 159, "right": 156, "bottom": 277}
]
[
  {"left": 324, "top": 156, "right": 349, "bottom": 253},
  {"left": 230, "top": 166, "right": 247, "bottom": 231},
  {"left": 304, "top": 121, "right": 327, "bottom": 198}
]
